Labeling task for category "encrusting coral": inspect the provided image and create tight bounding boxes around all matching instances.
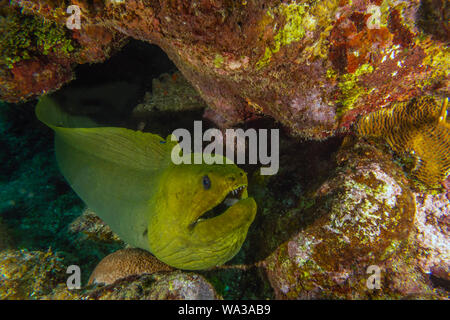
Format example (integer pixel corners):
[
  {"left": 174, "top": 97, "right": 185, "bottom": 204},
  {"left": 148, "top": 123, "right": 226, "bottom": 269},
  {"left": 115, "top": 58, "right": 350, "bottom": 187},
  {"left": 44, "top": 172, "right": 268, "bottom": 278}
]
[
  {"left": 88, "top": 248, "right": 173, "bottom": 285},
  {"left": 0, "top": 2, "right": 126, "bottom": 102},
  {"left": 413, "top": 192, "right": 450, "bottom": 280},
  {"left": 0, "top": 249, "right": 66, "bottom": 299},
  {"left": 356, "top": 96, "right": 450, "bottom": 186},
  {"left": 85, "top": 271, "right": 221, "bottom": 300},
  {"left": 133, "top": 72, "right": 207, "bottom": 114},
  {"left": 262, "top": 139, "right": 445, "bottom": 299},
  {"left": 2, "top": 0, "right": 448, "bottom": 139}
]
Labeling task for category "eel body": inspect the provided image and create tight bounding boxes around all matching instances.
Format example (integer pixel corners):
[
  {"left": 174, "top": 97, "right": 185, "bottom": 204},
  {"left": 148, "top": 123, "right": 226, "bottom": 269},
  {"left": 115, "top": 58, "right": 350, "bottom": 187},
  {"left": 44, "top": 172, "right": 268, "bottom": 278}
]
[{"left": 36, "top": 96, "right": 257, "bottom": 270}]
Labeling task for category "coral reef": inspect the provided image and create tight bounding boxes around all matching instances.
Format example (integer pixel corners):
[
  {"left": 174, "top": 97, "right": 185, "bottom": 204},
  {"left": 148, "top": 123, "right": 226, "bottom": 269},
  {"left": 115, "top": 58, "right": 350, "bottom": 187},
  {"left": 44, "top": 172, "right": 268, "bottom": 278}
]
[
  {"left": 0, "top": 9, "right": 75, "bottom": 69},
  {"left": 88, "top": 271, "right": 220, "bottom": 300},
  {"left": 262, "top": 139, "right": 445, "bottom": 299},
  {"left": 0, "top": 248, "right": 218, "bottom": 300},
  {"left": 0, "top": 3, "right": 126, "bottom": 102},
  {"left": 1, "top": 0, "right": 447, "bottom": 139},
  {"left": 0, "top": 0, "right": 448, "bottom": 299},
  {"left": 46, "top": 271, "right": 220, "bottom": 300},
  {"left": 356, "top": 96, "right": 449, "bottom": 186},
  {"left": 131, "top": 71, "right": 208, "bottom": 131},
  {"left": 133, "top": 72, "right": 207, "bottom": 114},
  {"left": 0, "top": 249, "right": 66, "bottom": 299},
  {"left": 88, "top": 248, "right": 173, "bottom": 285},
  {"left": 1, "top": 95, "right": 448, "bottom": 299}
]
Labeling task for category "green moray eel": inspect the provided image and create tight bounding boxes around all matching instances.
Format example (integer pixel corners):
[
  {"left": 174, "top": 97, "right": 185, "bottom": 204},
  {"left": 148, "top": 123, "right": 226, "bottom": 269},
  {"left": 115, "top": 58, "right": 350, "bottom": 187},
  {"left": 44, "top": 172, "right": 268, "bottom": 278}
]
[{"left": 36, "top": 96, "right": 257, "bottom": 270}]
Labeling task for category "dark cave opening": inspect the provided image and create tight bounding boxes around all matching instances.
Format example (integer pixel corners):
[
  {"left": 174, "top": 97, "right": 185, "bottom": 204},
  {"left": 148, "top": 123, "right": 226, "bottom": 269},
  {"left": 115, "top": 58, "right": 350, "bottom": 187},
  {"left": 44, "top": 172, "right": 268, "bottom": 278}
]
[
  {"left": 55, "top": 39, "right": 178, "bottom": 125},
  {"left": 73, "top": 39, "right": 177, "bottom": 92}
]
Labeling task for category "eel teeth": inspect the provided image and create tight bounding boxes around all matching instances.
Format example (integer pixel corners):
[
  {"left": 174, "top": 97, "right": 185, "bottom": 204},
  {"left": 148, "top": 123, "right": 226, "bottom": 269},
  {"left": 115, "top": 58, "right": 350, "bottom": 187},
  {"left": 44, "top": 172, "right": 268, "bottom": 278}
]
[{"left": 230, "top": 185, "right": 245, "bottom": 197}]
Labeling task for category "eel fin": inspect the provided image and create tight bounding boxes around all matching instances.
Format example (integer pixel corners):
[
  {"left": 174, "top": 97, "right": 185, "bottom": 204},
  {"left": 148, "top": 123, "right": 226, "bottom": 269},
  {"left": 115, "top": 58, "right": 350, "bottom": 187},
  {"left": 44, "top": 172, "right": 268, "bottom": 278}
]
[
  {"left": 36, "top": 95, "right": 177, "bottom": 172},
  {"left": 35, "top": 95, "right": 180, "bottom": 250}
]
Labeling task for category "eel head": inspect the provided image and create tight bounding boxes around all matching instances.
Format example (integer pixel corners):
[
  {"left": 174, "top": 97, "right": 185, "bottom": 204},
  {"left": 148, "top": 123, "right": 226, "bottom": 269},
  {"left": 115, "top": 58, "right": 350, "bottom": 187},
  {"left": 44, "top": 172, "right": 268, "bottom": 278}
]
[{"left": 148, "top": 155, "right": 257, "bottom": 270}]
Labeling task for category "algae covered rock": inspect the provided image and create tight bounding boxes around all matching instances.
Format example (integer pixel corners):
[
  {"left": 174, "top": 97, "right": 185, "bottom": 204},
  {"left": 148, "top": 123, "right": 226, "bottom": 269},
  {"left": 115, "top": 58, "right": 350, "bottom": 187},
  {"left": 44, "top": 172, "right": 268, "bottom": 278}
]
[
  {"left": 47, "top": 271, "right": 221, "bottom": 300},
  {"left": 0, "top": 2, "right": 126, "bottom": 102},
  {"left": 413, "top": 192, "right": 450, "bottom": 281},
  {"left": 3, "top": 0, "right": 448, "bottom": 139},
  {"left": 0, "top": 245, "right": 220, "bottom": 300},
  {"left": 122, "top": 271, "right": 220, "bottom": 300},
  {"left": 90, "top": 271, "right": 220, "bottom": 300},
  {"left": 262, "top": 140, "right": 428, "bottom": 299},
  {"left": 133, "top": 72, "right": 207, "bottom": 115},
  {"left": 0, "top": 249, "right": 67, "bottom": 299}
]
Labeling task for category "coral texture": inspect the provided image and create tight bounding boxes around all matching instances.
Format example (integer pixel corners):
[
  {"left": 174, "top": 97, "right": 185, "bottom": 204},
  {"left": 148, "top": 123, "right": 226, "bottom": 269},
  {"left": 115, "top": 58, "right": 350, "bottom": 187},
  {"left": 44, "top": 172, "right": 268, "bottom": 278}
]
[
  {"left": 0, "top": 3, "right": 126, "bottom": 102},
  {"left": 46, "top": 271, "right": 221, "bottom": 300},
  {"left": 262, "top": 140, "right": 443, "bottom": 299},
  {"left": 356, "top": 96, "right": 449, "bottom": 186},
  {"left": 88, "top": 248, "right": 173, "bottom": 285},
  {"left": 0, "top": 249, "right": 66, "bottom": 299},
  {"left": 2, "top": 0, "right": 448, "bottom": 139},
  {"left": 133, "top": 72, "right": 207, "bottom": 114}
]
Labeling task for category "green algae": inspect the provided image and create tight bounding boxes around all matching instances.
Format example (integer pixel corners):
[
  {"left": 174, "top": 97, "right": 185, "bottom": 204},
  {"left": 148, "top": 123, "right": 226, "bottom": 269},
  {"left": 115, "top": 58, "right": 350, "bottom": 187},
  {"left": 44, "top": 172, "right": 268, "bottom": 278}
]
[
  {"left": 417, "top": 40, "right": 449, "bottom": 90},
  {"left": 336, "top": 63, "right": 375, "bottom": 116},
  {"left": 0, "top": 12, "right": 75, "bottom": 69},
  {"left": 256, "top": 3, "right": 312, "bottom": 69},
  {"left": 214, "top": 54, "right": 224, "bottom": 68},
  {"left": 369, "top": 0, "right": 391, "bottom": 29},
  {"left": 0, "top": 248, "right": 66, "bottom": 299},
  {"left": 263, "top": 142, "right": 419, "bottom": 299}
]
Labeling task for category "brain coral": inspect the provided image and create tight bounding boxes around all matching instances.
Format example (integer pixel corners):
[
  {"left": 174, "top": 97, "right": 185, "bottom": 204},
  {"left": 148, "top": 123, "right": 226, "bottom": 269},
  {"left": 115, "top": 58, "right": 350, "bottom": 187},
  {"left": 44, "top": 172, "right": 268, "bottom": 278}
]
[
  {"left": 356, "top": 96, "right": 450, "bottom": 186},
  {"left": 88, "top": 248, "right": 173, "bottom": 285}
]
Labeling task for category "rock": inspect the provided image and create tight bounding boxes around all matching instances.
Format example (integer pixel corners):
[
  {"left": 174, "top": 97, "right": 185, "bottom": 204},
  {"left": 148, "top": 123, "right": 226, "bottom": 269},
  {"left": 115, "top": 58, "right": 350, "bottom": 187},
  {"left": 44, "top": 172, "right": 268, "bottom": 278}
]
[
  {"left": 4, "top": 0, "right": 448, "bottom": 138},
  {"left": 122, "top": 272, "right": 220, "bottom": 300},
  {"left": 132, "top": 72, "right": 207, "bottom": 115},
  {"left": 0, "top": 249, "right": 66, "bottom": 299},
  {"left": 261, "top": 139, "right": 444, "bottom": 299},
  {"left": 413, "top": 192, "right": 450, "bottom": 281},
  {"left": 69, "top": 208, "right": 124, "bottom": 245},
  {"left": 47, "top": 271, "right": 221, "bottom": 300},
  {"left": 0, "top": 4, "right": 126, "bottom": 103}
]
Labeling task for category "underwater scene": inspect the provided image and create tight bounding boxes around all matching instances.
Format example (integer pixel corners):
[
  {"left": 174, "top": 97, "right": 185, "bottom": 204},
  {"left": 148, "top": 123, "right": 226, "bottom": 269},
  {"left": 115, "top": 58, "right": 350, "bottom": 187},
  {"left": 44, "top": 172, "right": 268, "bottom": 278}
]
[{"left": 0, "top": 0, "right": 449, "bottom": 301}]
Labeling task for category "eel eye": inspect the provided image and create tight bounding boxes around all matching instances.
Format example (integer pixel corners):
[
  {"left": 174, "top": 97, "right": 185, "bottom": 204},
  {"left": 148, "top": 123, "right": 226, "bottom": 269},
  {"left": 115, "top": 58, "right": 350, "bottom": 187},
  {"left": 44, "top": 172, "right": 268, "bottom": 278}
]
[{"left": 202, "top": 175, "right": 211, "bottom": 190}]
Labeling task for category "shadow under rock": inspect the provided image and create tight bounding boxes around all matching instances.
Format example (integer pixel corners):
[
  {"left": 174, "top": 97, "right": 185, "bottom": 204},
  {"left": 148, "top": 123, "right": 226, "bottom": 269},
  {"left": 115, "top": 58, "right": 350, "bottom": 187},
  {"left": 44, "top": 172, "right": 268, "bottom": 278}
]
[{"left": 243, "top": 134, "right": 344, "bottom": 264}]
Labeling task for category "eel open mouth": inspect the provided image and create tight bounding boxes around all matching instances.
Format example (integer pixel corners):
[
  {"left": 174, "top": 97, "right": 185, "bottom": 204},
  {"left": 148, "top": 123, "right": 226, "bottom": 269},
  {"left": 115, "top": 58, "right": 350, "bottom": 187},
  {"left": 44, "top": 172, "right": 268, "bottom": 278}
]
[{"left": 190, "top": 184, "right": 247, "bottom": 228}]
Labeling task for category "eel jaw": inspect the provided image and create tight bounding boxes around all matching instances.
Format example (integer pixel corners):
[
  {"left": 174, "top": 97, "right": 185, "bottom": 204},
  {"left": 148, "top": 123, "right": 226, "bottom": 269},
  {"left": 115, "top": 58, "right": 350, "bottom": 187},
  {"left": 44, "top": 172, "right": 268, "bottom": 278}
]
[
  {"left": 151, "top": 181, "right": 257, "bottom": 270},
  {"left": 189, "top": 183, "right": 248, "bottom": 229}
]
